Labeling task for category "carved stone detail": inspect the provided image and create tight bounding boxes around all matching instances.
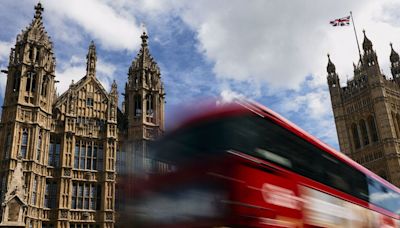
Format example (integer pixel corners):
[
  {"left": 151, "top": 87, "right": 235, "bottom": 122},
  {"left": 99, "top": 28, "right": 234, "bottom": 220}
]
[{"left": 106, "top": 212, "right": 113, "bottom": 221}]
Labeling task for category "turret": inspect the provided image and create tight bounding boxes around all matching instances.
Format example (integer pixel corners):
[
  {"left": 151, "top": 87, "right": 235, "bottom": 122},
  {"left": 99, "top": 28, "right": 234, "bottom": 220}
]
[
  {"left": 361, "top": 30, "right": 381, "bottom": 73},
  {"left": 86, "top": 41, "right": 97, "bottom": 77},
  {"left": 390, "top": 43, "right": 400, "bottom": 81},
  {"left": 109, "top": 80, "right": 118, "bottom": 122},
  {"left": 2, "top": 2, "right": 56, "bottom": 117},
  {"left": 126, "top": 31, "right": 164, "bottom": 131},
  {"left": 327, "top": 54, "right": 340, "bottom": 88}
]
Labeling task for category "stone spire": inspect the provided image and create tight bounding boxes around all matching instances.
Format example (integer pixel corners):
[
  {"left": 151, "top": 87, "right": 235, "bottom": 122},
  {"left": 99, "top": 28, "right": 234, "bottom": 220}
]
[
  {"left": 390, "top": 43, "right": 400, "bottom": 80},
  {"left": 86, "top": 41, "right": 97, "bottom": 77},
  {"left": 17, "top": 2, "right": 52, "bottom": 48},
  {"left": 361, "top": 30, "right": 379, "bottom": 69},
  {"left": 362, "top": 30, "right": 373, "bottom": 52},
  {"left": 111, "top": 80, "right": 118, "bottom": 96},
  {"left": 390, "top": 43, "right": 399, "bottom": 63},
  {"left": 327, "top": 54, "right": 340, "bottom": 88},
  {"left": 141, "top": 31, "right": 148, "bottom": 47},
  {"left": 3, "top": 2, "right": 56, "bottom": 111},
  {"left": 34, "top": 2, "right": 44, "bottom": 19},
  {"left": 327, "top": 54, "right": 336, "bottom": 74},
  {"left": 136, "top": 31, "right": 152, "bottom": 69},
  {"left": 129, "top": 31, "right": 161, "bottom": 81}
]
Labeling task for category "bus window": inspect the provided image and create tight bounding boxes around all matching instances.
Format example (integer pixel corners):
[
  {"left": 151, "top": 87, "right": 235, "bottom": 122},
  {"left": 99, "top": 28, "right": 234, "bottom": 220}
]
[
  {"left": 368, "top": 177, "right": 400, "bottom": 214},
  {"left": 153, "top": 113, "right": 370, "bottom": 205}
]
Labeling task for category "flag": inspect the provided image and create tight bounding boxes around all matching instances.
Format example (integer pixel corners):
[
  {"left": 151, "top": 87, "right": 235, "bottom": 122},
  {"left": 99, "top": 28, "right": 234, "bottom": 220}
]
[{"left": 330, "top": 16, "right": 350, "bottom": 26}]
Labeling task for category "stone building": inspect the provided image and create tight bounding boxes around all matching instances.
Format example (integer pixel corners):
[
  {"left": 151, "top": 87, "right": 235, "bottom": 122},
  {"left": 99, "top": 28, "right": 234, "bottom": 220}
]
[
  {"left": 0, "top": 3, "right": 165, "bottom": 228},
  {"left": 327, "top": 31, "right": 400, "bottom": 187},
  {"left": 114, "top": 27, "right": 167, "bottom": 228},
  {"left": 117, "top": 31, "right": 166, "bottom": 178}
]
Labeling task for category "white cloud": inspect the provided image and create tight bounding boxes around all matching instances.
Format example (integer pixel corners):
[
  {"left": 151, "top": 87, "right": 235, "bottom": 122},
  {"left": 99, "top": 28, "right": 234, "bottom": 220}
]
[
  {"left": 175, "top": 0, "right": 400, "bottom": 93},
  {"left": 97, "top": 60, "right": 117, "bottom": 91},
  {"left": 219, "top": 89, "right": 245, "bottom": 103},
  {"left": 277, "top": 87, "right": 338, "bottom": 147},
  {"left": 56, "top": 64, "right": 86, "bottom": 96},
  {"left": 180, "top": 1, "right": 359, "bottom": 91},
  {"left": 56, "top": 55, "right": 116, "bottom": 95},
  {"left": 43, "top": 0, "right": 143, "bottom": 51},
  {"left": 0, "top": 41, "right": 13, "bottom": 63},
  {"left": 281, "top": 90, "right": 330, "bottom": 120},
  {"left": 0, "top": 41, "right": 13, "bottom": 97}
]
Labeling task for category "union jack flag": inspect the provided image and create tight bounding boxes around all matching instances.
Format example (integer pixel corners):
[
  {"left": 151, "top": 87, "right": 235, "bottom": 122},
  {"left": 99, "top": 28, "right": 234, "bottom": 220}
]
[{"left": 330, "top": 16, "right": 350, "bottom": 26}]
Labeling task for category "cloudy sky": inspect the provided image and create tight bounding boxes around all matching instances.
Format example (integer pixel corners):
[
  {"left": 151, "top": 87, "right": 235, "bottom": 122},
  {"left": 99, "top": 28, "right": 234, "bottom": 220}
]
[{"left": 1, "top": 0, "right": 400, "bottom": 149}]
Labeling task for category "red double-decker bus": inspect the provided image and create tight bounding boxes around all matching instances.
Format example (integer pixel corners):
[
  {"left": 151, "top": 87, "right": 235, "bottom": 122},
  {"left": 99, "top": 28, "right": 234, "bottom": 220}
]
[{"left": 119, "top": 100, "right": 400, "bottom": 227}]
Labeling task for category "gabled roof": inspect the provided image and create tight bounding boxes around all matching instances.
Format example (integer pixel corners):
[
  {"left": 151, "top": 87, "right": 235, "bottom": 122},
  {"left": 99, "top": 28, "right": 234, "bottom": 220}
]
[{"left": 54, "top": 75, "right": 110, "bottom": 108}]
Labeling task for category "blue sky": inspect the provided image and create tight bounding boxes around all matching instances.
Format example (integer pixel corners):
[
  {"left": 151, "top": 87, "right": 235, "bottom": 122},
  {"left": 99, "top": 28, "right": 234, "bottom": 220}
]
[{"left": 2, "top": 0, "right": 400, "bottom": 150}]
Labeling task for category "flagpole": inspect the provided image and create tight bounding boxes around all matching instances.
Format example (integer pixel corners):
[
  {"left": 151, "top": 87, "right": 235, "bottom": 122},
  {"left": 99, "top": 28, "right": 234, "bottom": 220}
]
[{"left": 350, "top": 11, "right": 362, "bottom": 62}]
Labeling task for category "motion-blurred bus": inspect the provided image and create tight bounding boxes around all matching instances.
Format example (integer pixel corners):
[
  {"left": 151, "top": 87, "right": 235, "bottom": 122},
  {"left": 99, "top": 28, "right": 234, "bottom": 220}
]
[{"left": 119, "top": 100, "right": 400, "bottom": 227}]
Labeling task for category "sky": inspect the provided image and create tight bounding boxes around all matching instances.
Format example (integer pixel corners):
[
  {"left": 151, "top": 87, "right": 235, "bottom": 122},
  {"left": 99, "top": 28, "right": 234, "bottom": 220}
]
[{"left": 1, "top": 0, "right": 400, "bottom": 150}]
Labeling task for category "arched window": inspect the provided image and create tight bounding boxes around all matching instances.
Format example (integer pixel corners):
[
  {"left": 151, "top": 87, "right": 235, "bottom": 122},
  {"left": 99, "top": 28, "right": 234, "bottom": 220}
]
[
  {"left": 146, "top": 94, "right": 154, "bottom": 117},
  {"left": 26, "top": 73, "right": 31, "bottom": 92},
  {"left": 4, "top": 131, "right": 11, "bottom": 159},
  {"left": 20, "top": 129, "right": 28, "bottom": 158},
  {"left": 134, "top": 72, "right": 141, "bottom": 86},
  {"left": 35, "top": 49, "right": 39, "bottom": 63},
  {"left": 29, "top": 47, "right": 34, "bottom": 61},
  {"left": 359, "top": 119, "right": 369, "bottom": 146},
  {"left": 32, "top": 176, "right": 38, "bottom": 205},
  {"left": 41, "top": 75, "right": 48, "bottom": 97},
  {"left": 13, "top": 71, "right": 20, "bottom": 92},
  {"left": 392, "top": 112, "right": 399, "bottom": 138},
  {"left": 134, "top": 95, "right": 141, "bottom": 117},
  {"left": 37, "top": 131, "right": 42, "bottom": 161},
  {"left": 26, "top": 71, "right": 36, "bottom": 92},
  {"left": 396, "top": 114, "right": 400, "bottom": 139},
  {"left": 368, "top": 115, "right": 378, "bottom": 142},
  {"left": 352, "top": 123, "right": 361, "bottom": 149},
  {"left": 48, "top": 136, "right": 60, "bottom": 167}
]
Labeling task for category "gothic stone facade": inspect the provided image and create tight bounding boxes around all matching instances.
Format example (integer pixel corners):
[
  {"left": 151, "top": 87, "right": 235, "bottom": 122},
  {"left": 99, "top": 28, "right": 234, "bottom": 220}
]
[
  {"left": 327, "top": 31, "right": 400, "bottom": 187},
  {"left": 114, "top": 28, "right": 167, "bottom": 228},
  {"left": 0, "top": 3, "right": 165, "bottom": 228}
]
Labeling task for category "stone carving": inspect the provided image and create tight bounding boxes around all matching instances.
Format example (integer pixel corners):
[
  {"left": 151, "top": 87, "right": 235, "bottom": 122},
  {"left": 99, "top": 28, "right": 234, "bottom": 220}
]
[
  {"left": 0, "top": 157, "right": 27, "bottom": 227},
  {"left": 106, "top": 212, "right": 113, "bottom": 221},
  {"left": 84, "top": 172, "right": 91, "bottom": 180},
  {"left": 64, "top": 169, "right": 71, "bottom": 177},
  {"left": 60, "top": 210, "right": 68, "bottom": 219},
  {"left": 107, "top": 173, "right": 114, "bottom": 180},
  {"left": 82, "top": 212, "right": 89, "bottom": 220}
]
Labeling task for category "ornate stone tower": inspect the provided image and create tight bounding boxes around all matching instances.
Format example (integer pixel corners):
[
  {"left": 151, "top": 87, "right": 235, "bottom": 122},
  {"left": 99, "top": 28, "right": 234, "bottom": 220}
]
[
  {"left": 0, "top": 3, "right": 56, "bottom": 227},
  {"left": 327, "top": 31, "right": 400, "bottom": 187},
  {"left": 123, "top": 32, "right": 165, "bottom": 175},
  {"left": 114, "top": 32, "right": 166, "bottom": 227},
  {"left": 0, "top": 4, "right": 118, "bottom": 227},
  {"left": 52, "top": 41, "right": 118, "bottom": 228}
]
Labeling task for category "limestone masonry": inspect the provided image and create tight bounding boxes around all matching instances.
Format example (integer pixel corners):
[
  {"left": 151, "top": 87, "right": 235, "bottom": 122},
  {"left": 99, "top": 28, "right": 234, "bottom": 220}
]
[
  {"left": 0, "top": 3, "right": 165, "bottom": 228},
  {"left": 327, "top": 30, "right": 400, "bottom": 187}
]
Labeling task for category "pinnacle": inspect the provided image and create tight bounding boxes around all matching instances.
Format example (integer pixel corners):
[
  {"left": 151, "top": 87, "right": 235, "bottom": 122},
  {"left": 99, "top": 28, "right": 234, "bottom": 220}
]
[
  {"left": 89, "top": 40, "right": 96, "bottom": 50},
  {"left": 362, "top": 30, "right": 373, "bottom": 51},
  {"left": 34, "top": 2, "right": 44, "bottom": 19},
  {"left": 327, "top": 54, "right": 336, "bottom": 74},
  {"left": 141, "top": 31, "right": 148, "bottom": 46},
  {"left": 390, "top": 43, "right": 399, "bottom": 63}
]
